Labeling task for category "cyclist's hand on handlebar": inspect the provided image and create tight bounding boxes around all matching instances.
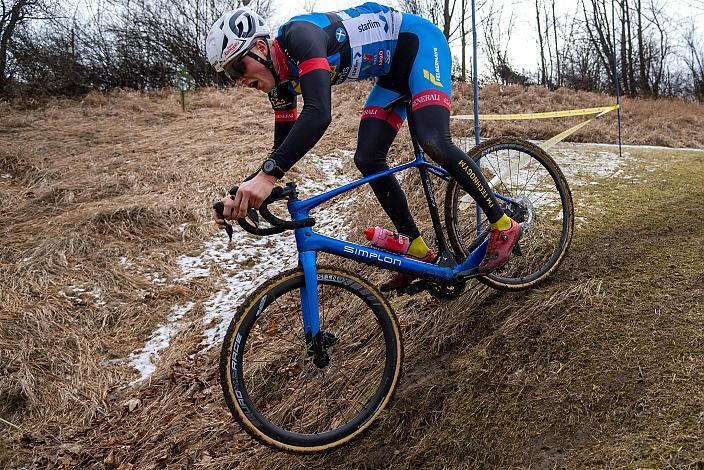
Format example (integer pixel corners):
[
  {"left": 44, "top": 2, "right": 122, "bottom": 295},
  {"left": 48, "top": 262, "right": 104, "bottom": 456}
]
[
  {"left": 212, "top": 195, "right": 237, "bottom": 229},
  {"left": 232, "top": 171, "right": 278, "bottom": 219}
]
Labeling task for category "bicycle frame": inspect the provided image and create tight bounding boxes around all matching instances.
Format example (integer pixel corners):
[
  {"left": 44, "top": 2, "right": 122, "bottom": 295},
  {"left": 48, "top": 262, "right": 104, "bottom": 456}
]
[
  {"left": 278, "top": 95, "right": 522, "bottom": 346},
  {"left": 287, "top": 150, "right": 511, "bottom": 342}
]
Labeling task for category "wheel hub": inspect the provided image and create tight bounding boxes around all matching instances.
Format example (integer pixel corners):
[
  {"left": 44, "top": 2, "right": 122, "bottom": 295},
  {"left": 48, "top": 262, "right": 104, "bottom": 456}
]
[
  {"left": 310, "top": 331, "right": 337, "bottom": 369},
  {"left": 506, "top": 196, "right": 533, "bottom": 229}
]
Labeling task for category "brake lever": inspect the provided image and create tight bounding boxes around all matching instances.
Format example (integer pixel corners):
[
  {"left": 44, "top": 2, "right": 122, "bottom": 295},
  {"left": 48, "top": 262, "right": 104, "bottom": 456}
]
[
  {"left": 211, "top": 184, "right": 296, "bottom": 240},
  {"left": 228, "top": 185, "right": 260, "bottom": 228},
  {"left": 247, "top": 208, "right": 260, "bottom": 228},
  {"left": 212, "top": 201, "right": 234, "bottom": 241}
]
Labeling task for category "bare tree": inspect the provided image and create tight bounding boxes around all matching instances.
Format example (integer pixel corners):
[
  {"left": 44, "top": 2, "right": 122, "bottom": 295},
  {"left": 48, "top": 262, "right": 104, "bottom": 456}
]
[
  {"left": 400, "top": 0, "right": 439, "bottom": 23},
  {"left": 578, "top": 0, "right": 677, "bottom": 97},
  {"left": 301, "top": 0, "right": 317, "bottom": 14},
  {"left": 582, "top": 0, "right": 617, "bottom": 90},
  {"left": 551, "top": 0, "right": 561, "bottom": 87},
  {"left": 399, "top": 0, "right": 489, "bottom": 81},
  {"left": 4, "top": 0, "right": 699, "bottom": 99},
  {"left": 644, "top": 0, "right": 673, "bottom": 97},
  {"left": 481, "top": 1, "right": 527, "bottom": 86},
  {"left": 1, "top": 0, "right": 41, "bottom": 90},
  {"left": 535, "top": 0, "right": 547, "bottom": 86},
  {"left": 635, "top": 0, "right": 650, "bottom": 94},
  {"left": 442, "top": 0, "right": 457, "bottom": 41},
  {"left": 460, "top": 0, "right": 466, "bottom": 81},
  {"left": 399, "top": 0, "right": 457, "bottom": 41},
  {"left": 683, "top": 23, "right": 704, "bottom": 101},
  {"left": 555, "top": 2, "right": 607, "bottom": 91}
]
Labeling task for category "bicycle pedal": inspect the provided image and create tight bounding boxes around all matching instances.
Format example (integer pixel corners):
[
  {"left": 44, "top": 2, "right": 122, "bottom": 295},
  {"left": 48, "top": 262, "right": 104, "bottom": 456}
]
[{"left": 512, "top": 243, "right": 522, "bottom": 256}]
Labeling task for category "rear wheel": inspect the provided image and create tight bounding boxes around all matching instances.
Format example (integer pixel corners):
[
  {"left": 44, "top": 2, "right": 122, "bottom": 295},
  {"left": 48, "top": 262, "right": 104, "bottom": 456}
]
[
  {"left": 445, "top": 137, "right": 574, "bottom": 290},
  {"left": 220, "top": 266, "right": 403, "bottom": 452}
]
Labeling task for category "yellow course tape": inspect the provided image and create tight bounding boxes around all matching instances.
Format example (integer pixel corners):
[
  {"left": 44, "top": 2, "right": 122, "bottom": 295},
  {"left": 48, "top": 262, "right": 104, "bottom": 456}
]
[
  {"left": 452, "top": 105, "right": 619, "bottom": 121},
  {"left": 451, "top": 104, "right": 619, "bottom": 150},
  {"left": 539, "top": 107, "right": 617, "bottom": 150}
]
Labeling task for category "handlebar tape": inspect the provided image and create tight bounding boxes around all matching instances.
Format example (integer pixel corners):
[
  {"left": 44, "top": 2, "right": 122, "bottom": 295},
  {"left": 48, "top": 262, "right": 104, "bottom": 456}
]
[{"left": 213, "top": 184, "right": 314, "bottom": 239}]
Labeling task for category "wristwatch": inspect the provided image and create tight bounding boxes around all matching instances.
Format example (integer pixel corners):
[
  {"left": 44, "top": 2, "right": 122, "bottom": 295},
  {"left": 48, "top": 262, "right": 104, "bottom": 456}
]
[{"left": 261, "top": 158, "right": 285, "bottom": 179}]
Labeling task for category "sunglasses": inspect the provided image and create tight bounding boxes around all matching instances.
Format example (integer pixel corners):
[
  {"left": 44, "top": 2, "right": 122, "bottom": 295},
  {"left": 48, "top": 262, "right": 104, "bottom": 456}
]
[{"left": 223, "top": 59, "right": 247, "bottom": 81}]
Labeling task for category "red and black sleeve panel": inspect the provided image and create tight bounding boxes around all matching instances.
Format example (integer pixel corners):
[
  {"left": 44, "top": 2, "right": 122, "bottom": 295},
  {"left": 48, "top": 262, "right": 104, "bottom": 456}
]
[{"left": 267, "top": 84, "right": 298, "bottom": 150}]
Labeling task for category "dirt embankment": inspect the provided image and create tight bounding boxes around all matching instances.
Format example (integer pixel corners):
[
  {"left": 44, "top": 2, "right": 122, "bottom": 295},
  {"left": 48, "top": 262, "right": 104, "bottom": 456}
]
[{"left": 1, "top": 85, "right": 703, "bottom": 468}]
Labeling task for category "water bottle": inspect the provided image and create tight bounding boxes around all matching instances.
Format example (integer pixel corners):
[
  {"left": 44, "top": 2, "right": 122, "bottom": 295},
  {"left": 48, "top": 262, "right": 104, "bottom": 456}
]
[{"left": 364, "top": 226, "right": 410, "bottom": 254}]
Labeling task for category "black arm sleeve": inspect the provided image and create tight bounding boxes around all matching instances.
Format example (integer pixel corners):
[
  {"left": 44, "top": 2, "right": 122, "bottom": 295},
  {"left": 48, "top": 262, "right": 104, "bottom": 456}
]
[
  {"left": 269, "top": 21, "right": 333, "bottom": 172},
  {"left": 268, "top": 83, "right": 298, "bottom": 151}
]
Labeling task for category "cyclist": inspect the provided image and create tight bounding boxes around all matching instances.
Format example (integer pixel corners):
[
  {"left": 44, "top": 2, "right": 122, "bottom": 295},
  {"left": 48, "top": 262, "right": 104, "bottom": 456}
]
[{"left": 208, "top": 3, "right": 521, "bottom": 290}]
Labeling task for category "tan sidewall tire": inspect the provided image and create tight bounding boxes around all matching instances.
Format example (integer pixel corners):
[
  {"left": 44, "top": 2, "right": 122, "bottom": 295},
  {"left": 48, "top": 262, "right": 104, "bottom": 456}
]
[{"left": 219, "top": 266, "right": 403, "bottom": 453}]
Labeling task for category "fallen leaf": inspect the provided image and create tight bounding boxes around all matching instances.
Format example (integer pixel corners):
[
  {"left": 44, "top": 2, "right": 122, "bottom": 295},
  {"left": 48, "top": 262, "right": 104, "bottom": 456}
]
[
  {"left": 125, "top": 398, "right": 141, "bottom": 412},
  {"left": 104, "top": 450, "right": 117, "bottom": 468}
]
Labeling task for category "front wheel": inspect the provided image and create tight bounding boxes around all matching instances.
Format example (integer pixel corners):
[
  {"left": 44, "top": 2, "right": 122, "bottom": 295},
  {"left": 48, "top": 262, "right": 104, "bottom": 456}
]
[
  {"left": 445, "top": 137, "right": 574, "bottom": 290},
  {"left": 220, "top": 266, "right": 403, "bottom": 453}
]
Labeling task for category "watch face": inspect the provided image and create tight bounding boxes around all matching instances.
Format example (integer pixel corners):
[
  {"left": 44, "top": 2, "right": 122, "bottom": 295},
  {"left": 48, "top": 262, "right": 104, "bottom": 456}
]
[{"left": 263, "top": 159, "right": 276, "bottom": 173}]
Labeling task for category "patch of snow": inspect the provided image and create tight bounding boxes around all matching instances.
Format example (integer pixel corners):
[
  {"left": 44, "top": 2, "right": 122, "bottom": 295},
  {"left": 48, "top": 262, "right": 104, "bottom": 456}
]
[
  {"left": 60, "top": 285, "right": 106, "bottom": 306},
  {"left": 2, "top": 173, "right": 12, "bottom": 179},
  {"left": 137, "top": 288, "right": 150, "bottom": 300},
  {"left": 128, "top": 301, "right": 195, "bottom": 383},
  {"left": 176, "top": 254, "right": 212, "bottom": 280},
  {"left": 197, "top": 152, "right": 355, "bottom": 347},
  {"left": 198, "top": 232, "right": 299, "bottom": 347},
  {"left": 551, "top": 148, "right": 627, "bottom": 182},
  {"left": 143, "top": 271, "right": 167, "bottom": 284}
]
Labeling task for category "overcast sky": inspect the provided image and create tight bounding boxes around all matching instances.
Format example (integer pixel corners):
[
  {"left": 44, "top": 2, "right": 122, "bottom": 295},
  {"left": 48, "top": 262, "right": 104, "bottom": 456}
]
[{"left": 270, "top": 0, "right": 704, "bottom": 75}]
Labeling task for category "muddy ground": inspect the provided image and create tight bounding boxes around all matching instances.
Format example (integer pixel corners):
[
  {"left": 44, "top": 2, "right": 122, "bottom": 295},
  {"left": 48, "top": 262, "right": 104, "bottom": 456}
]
[{"left": 1, "top": 85, "right": 703, "bottom": 468}]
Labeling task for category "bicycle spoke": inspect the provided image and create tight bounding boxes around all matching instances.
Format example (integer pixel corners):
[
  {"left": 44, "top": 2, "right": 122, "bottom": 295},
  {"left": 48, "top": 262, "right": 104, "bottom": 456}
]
[
  {"left": 520, "top": 161, "right": 544, "bottom": 196},
  {"left": 508, "top": 150, "right": 514, "bottom": 196},
  {"left": 274, "top": 296, "right": 305, "bottom": 345}
]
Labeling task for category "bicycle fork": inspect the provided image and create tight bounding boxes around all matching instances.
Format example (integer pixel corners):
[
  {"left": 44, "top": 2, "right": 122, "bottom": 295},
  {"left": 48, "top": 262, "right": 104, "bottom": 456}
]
[{"left": 298, "top": 251, "right": 336, "bottom": 368}]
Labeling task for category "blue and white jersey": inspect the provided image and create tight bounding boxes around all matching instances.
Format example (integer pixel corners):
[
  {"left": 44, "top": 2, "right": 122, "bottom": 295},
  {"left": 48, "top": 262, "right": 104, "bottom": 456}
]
[
  {"left": 267, "top": 3, "right": 453, "bottom": 172},
  {"left": 275, "top": 2, "right": 403, "bottom": 85}
]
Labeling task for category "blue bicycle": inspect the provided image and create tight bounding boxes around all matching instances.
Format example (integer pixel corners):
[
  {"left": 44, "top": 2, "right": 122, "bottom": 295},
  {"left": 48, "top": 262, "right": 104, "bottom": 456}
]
[{"left": 214, "top": 94, "right": 574, "bottom": 452}]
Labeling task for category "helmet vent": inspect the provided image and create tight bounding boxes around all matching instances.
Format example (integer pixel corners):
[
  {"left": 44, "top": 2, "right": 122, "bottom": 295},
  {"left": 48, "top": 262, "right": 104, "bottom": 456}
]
[{"left": 206, "top": 7, "right": 270, "bottom": 69}]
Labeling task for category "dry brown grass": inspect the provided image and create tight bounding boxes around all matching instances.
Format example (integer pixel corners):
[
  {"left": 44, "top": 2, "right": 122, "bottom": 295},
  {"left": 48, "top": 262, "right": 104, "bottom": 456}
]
[{"left": 1, "top": 84, "right": 703, "bottom": 468}]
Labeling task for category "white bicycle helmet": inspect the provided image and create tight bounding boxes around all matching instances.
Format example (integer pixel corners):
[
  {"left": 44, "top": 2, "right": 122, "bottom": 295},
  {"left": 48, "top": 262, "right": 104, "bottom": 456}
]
[{"left": 206, "top": 7, "right": 271, "bottom": 72}]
